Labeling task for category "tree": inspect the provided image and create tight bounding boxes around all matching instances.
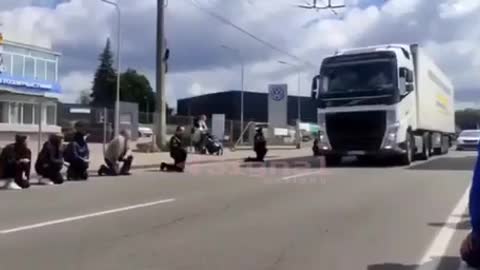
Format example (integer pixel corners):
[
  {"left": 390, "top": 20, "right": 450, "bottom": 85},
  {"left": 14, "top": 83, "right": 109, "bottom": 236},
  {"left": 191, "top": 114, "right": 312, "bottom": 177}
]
[
  {"left": 77, "top": 89, "right": 92, "bottom": 105},
  {"left": 91, "top": 38, "right": 117, "bottom": 107},
  {"left": 456, "top": 109, "right": 480, "bottom": 130},
  {"left": 119, "top": 68, "right": 174, "bottom": 123}
]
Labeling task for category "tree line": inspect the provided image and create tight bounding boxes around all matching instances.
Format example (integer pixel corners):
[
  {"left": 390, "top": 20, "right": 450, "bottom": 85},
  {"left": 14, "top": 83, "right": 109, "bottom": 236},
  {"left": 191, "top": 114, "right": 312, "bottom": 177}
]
[{"left": 78, "top": 39, "right": 172, "bottom": 122}]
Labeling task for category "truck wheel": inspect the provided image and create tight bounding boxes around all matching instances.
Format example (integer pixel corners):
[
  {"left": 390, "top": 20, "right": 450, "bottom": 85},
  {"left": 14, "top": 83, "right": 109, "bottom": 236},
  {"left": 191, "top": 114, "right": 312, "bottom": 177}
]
[
  {"left": 400, "top": 133, "right": 414, "bottom": 165},
  {"left": 419, "top": 133, "right": 430, "bottom": 160},
  {"left": 441, "top": 136, "right": 449, "bottom": 154},
  {"left": 324, "top": 155, "right": 342, "bottom": 167}
]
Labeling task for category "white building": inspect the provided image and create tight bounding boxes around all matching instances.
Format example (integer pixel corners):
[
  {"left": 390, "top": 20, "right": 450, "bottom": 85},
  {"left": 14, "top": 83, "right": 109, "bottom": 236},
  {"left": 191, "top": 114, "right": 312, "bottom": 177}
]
[{"left": 0, "top": 39, "right": 62, "bottom": 141}]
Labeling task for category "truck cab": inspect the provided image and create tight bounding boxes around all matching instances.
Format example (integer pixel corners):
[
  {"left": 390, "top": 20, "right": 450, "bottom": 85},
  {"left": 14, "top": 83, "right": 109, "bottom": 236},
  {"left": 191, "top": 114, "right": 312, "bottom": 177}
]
[{"left": 311, "top": 44, "right": 454, "bottom": 165}]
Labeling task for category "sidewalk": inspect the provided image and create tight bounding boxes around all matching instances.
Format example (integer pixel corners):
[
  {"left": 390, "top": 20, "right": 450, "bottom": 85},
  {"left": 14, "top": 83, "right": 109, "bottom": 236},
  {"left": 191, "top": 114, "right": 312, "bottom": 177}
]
[{"left": 0, "top": 140, "right": 313, "bottom": 181}]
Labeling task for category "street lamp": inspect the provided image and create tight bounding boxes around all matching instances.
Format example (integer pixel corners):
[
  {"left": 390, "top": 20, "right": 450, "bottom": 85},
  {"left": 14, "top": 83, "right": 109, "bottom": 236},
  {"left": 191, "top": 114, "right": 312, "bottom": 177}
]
[
  {"left": 221, "top": 45, "right": 245, "bottom": 143},
  {"left": 101, "top": 0, "right": 121, "bottom": 137},
  {"left": 278, "top": 60, "right": 302, "bottom": 123}
]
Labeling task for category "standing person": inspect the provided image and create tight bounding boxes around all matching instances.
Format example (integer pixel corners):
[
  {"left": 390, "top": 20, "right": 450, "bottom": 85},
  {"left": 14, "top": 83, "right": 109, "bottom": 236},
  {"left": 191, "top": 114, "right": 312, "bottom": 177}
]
[
  {"left": 98, "top": 129, "right": 134, "bottom": 176},
  {"left": 461, "top": 144, "right": 480, "bottom": 268},
  {"left": 192, "top": 114, "right": 208, "bottom": 154},
  {"left": 35, "top": 133, "right": 65, "bottom": 185},
  {"left": 0, "top": 134, "right": 32, "bottom": 190},
  {"left": 244, "top": 127, "right": 268, "bottom": 162},
  {"left": 161, "top": 126, "right": 187, "bottom": 172},
  {"left": 64, "top": 121, "right": 90, "bottom": 180}
]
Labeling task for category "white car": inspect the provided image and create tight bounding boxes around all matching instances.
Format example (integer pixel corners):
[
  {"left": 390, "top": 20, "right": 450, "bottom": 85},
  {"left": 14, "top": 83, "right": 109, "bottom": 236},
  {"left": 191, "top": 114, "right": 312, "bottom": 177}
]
[
  {"left": 138, "top": 127, "right": 153, "bottom": 137},
  {"left": 456, "top": 130, "right": 480, "bottom": 150}
]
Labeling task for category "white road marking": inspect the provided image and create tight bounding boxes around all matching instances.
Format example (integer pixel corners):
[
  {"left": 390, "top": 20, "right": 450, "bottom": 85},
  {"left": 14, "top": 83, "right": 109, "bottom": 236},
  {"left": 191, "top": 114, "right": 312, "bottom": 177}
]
[
  {"left": 0, "top": 198, "right": 176, "bottom": 234},
  {"left": 418, "top": 185, "right": 471, "bottom": 268},
  {"left": 281, "top": 171, "right": 324, "bottom": 180}
]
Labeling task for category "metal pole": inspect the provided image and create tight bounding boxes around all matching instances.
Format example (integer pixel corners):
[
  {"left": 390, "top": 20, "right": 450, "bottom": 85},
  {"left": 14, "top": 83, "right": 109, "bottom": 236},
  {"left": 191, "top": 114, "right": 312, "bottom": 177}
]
[
  {"left": 297, "top": 71, "right": 301, "bottom": 123},
  {"left": 155, "top": 0, "right": 167, "bottom": 149},
  {"left": 145, "top": 96, "right": 149, "bottom": 123},
  {"left": 37, "top": 101, "right": 43, "bottom": 154},
  {"left": 114, "top": 4, "right": 121, "bottom": 137},
  {"left": 240, "top": 60, "right": 244, "bottom": 144},
  {"left": 103, "top": 107, "right": 107, "bottom": 155}
]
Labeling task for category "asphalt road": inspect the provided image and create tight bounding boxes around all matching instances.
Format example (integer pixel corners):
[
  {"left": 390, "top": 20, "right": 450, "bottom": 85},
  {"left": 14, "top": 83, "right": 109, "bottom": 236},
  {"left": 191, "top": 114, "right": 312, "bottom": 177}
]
[{"left": 0, "top": 151, "right": 477, "bottom": 270}]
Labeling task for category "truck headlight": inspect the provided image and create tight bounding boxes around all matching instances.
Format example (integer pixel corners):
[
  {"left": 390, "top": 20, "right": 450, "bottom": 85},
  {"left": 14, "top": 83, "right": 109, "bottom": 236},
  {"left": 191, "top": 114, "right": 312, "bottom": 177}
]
[
  {"left": 318, "top": 130, "right": 331, "bottom": 150},
  {"left": 382, "top": 123, "right": 400, "bottom": 149}
]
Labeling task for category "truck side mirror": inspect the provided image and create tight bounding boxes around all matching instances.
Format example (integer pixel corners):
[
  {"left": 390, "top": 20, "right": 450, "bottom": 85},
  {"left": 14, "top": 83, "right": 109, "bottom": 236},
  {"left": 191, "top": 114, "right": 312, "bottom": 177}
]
[
  {"left": 406, "top": 84, "right": 414, "bottom": 92},
  {"left": 311, "top": 75, "right": 320, "bottom": 99},
  {"left": 406, "top": 70, "right": 413, "bottom": 83}
]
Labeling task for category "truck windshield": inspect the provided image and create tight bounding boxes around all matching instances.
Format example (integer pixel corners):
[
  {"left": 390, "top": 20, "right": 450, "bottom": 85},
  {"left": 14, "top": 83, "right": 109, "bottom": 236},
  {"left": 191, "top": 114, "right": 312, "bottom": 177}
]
[{"left": 322, "top": 61, "right": 395, "bottom": 93}]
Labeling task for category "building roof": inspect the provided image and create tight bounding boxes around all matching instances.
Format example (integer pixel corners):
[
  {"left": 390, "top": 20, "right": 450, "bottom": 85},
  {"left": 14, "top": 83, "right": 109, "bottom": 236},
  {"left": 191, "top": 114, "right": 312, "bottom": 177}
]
[{"left": 2, "top": 39, "right": 62, "bottom": 56}]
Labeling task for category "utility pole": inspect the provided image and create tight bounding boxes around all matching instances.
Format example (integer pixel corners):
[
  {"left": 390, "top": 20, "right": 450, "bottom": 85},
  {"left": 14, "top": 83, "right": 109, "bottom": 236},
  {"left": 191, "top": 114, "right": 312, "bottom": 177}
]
[{"left": 155, "top": 0, "right": 167, "bottom": 148}]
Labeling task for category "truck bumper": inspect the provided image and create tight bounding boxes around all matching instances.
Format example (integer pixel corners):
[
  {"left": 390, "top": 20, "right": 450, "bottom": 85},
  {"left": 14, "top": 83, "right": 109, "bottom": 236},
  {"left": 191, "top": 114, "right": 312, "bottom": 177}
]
[{"left": 317, "top": 145, "right": 407, "bottom": 157}]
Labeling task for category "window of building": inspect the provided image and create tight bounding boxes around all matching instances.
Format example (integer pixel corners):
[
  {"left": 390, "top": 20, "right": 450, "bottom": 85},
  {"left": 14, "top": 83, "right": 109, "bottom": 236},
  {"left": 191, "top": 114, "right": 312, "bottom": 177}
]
[
  {"left": 0, "top": 53, "right": 12, "bottom": 75},
  {"left": 9, "top": 102, "right": 21, "bottom": 124},
  {"left": 36, "top": 59, "right": 46, "bottom": 80},
  {"left": 0, "top": 102, "right": 8, "bottom": 123},
  {"left": 22, "top": 103, "right": 34, "bottom": 124},
  {"left": 24, "top": 57, "right": 35, "bottom": 79},
  {"left": 46, "top": 105, "right": 56, "bottom": 125},
  {"left": 46, "top": 61, "right": 56, "bottom": 82},
  {"left": 12, "top": 55, "right": 24, "bottom": 77}
]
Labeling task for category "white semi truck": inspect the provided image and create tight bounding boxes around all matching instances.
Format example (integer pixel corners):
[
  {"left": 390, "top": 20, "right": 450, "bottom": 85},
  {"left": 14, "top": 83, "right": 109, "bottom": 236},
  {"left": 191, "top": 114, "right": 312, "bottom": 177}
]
[{"left": 311, "top": 44, "right": 455, "bottom": 165}]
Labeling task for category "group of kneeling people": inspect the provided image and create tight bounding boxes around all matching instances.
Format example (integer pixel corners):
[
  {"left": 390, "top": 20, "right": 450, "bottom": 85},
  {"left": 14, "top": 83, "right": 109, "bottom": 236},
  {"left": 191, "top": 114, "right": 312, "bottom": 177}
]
[{"left": 0, "top": 122, "right": 134, "bottom": 190}]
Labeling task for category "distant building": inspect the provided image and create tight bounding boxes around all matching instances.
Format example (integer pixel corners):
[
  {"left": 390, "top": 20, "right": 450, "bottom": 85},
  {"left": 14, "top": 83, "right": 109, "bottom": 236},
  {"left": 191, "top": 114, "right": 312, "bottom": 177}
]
[
  {"left": 57, "top": 102, "right": 140, "bottom": 142},
  {"left": 0, "top": 39, "right": 61, "bottom": 141},
  {"left": 176, "top": 90, "right": 318, "bottom": 125}
]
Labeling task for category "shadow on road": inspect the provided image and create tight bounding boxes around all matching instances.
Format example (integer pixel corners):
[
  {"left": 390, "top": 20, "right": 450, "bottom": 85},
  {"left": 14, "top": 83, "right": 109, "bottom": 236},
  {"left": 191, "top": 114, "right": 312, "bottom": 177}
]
[
  {"left": 410, "top": 156, "right": 476, "bottom": 171},
  {"left": 368, "top": 256, "right": 463, "bottom": 270},
  {"left": 239, "top": 156, "right": 399, "bottom": 169}
]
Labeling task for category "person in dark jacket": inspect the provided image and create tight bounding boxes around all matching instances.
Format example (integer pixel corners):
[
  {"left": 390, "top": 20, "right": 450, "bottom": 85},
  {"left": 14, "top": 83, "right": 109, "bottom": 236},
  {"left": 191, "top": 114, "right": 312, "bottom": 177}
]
[
  {"left": 35, "top": 133, "right": 65, "bottom": 185},
  {"left": 0, "top": 134, "right": 31, "bottom": 190},
  {"left": 312, "top": 138, "right": 321, "bottom": 156},
  {"left": 161, "top": 126, "right": 187, "bottom": 172},
  {"left": 460, "top": 143, "right": 480, "bottom": 268},
  {"left": 245, "top": 127, "right": 268, "bottom": 162},
  {"left": 65, "top": 121, "right": 90, "bottom": 180}
]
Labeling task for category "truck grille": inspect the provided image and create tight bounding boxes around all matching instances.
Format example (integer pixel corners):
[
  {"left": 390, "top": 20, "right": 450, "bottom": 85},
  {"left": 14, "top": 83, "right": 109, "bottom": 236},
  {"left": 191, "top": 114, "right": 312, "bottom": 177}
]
[{"left": 326, "top": 111, "right": 386, "bottom": 152}]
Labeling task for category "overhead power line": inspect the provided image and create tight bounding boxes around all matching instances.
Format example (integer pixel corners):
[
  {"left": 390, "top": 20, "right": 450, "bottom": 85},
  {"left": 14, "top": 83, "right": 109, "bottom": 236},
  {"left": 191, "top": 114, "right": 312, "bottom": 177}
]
[{"left": 184, "top": 0, "right": 316, "bottom": 67}]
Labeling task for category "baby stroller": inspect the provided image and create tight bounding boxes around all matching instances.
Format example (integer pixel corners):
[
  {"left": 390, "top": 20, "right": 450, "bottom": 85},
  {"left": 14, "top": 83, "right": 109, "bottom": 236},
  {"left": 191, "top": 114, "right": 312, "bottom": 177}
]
[{"left": 205, "top": 134, "right": 223, "bottom": 156}]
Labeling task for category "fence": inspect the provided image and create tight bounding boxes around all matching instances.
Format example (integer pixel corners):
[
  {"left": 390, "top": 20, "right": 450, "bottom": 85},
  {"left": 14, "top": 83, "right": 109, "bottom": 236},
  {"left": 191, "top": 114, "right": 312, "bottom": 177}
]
[{"left": 56, "top": 107, "right": 309, "bottom": 151}]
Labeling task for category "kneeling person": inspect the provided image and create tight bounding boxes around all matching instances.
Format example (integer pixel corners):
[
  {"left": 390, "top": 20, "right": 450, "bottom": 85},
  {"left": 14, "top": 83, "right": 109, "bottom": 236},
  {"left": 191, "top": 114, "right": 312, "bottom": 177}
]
[
  {"left": 245, "top": 127, "right": 268, "bottom": 162},
  {"left": 161, "top": 126, "right": 187, "bottom": 172},
  {"left": 35, "top": 134, "right": 65, "bottom": 185},
  {"left": 0, "top": 135, "right": 32, "bottom": 190},
  {"left": 65, "top": 121, "right": 90, "bottom": 180},
  {"left": 98, "top": 129, "right": 133, "bottom": 176}
]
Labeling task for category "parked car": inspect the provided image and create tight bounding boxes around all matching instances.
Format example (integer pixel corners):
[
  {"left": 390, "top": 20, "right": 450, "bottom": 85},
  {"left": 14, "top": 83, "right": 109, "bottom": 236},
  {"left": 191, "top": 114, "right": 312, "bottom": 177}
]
[
  {"left": 138, "top": 126, "right": 153, "bottom": 138},
  {"left": 456, "top": 130, "right": 480, "bottom": 150}
]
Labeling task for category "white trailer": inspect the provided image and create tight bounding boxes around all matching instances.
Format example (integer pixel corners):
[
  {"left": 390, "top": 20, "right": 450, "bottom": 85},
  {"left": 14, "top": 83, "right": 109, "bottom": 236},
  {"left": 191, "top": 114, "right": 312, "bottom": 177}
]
[{"left": 311, "top": 44, "right": 455, "bottom": 165}]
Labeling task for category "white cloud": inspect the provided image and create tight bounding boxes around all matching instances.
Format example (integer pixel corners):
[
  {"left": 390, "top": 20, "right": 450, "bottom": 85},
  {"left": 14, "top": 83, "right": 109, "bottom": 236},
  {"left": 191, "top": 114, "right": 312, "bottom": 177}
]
[
  {"left": 59, "top": 70, "right": 92, "bottom": 102},
  {"left": 0, "top": 0, "right": 479, "bottom": 107},
  {"left": 439, "top": 0, "right": 480, "bottom": 19}
]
